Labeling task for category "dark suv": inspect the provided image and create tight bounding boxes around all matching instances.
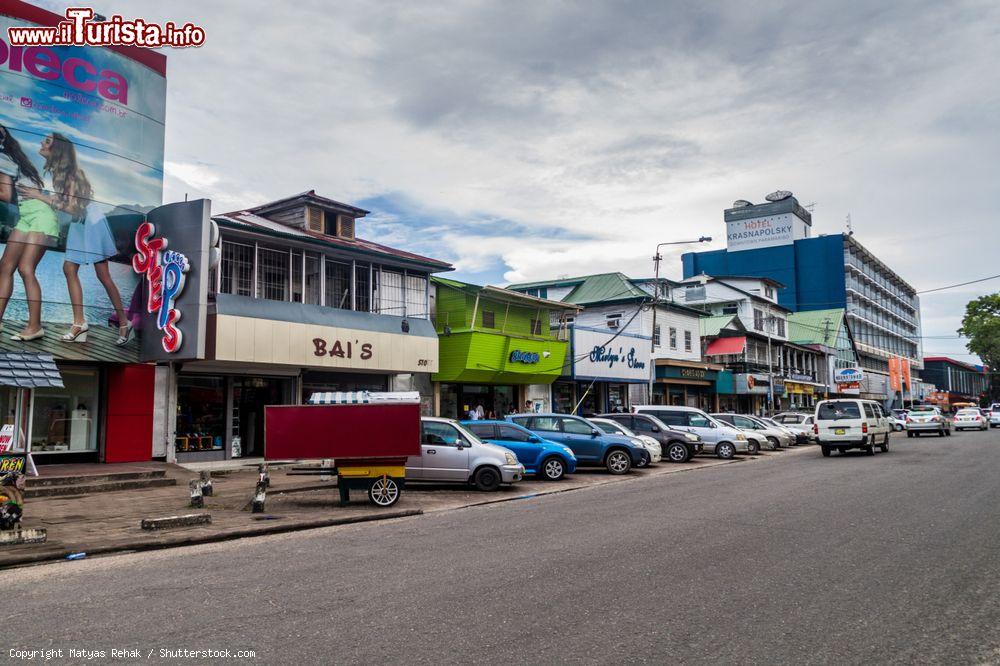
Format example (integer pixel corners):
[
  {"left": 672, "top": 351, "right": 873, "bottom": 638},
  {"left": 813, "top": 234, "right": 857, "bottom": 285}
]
[{"left": 596, "top": 413, "right": 702, "bottom": 463}]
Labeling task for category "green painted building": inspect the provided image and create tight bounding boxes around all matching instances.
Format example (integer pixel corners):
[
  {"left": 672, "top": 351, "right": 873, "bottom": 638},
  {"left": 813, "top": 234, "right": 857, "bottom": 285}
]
[{"left": 432, "top": 277, "right": 579, "bottom": 418}]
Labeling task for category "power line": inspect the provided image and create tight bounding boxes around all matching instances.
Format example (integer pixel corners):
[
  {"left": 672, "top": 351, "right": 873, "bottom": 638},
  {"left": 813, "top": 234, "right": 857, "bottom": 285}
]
[{"left": 917, "top": 274, "right": 1000, "bottom": 295}]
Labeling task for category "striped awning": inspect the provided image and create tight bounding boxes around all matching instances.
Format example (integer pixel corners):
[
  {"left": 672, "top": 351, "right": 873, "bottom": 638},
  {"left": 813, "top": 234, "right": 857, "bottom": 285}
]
[{"left": 307, "top": 391, "right": 421, "bottom": 405}]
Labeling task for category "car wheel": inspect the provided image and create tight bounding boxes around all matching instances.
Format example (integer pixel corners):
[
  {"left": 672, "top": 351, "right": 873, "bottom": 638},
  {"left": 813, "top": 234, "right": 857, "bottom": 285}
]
[
  {"left": 605, "top": 449, "right": 631, "bottom": 475},
  {"left": 747, "top": 439, "right": 760, "bottom": 455},
  {"left": 766, "top": 436, "right": 779, "bottom": 450},
  {"left": 716, "top": 442, "right": 735, "bottom": 459},
  {"left": 367, "top": 477, "right": 400, "bottom": 507},
  {"left": 473, "top": 466, "right": 502, "bottom": 492},
  {"left": 894, "top": 424, "right": 903, "bottom": 431},
  {"left": 665, "top": 442, "right": 689, "bottom": 463},
  {"left": 879, "top": 438, "right": 889, "bottom": 453},
  {"left": 540, "top": 456, "right": 565, "bottom": 481},
  {"left": 821, "top": 445, "right": 831, "bottom": 457}
]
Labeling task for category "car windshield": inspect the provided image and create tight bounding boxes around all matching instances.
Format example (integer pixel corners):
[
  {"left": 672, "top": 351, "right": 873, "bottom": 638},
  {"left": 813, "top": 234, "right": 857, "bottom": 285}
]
[
  {"left": 817, "top": 402, "right": 862, "bottom": 420},
  {"left": 594, "top": 420, "right": 630, "bottom": 436},
  {"left": 910, "top": 406, "right": 937, "bottom": 414}
]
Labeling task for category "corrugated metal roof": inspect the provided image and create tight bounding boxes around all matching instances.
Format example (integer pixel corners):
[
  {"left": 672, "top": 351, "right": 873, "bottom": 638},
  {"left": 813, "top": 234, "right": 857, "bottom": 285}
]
[
  {"left": 216, "top": 211, "right": 453, "bottom": 272},
  {"left": 700, "top": 315, "right": 741, "bottom": 338},
  {"left": 787, "top": 308, "right": 845, "bottom": 347},
  {"left": 0, "top": 352, "right": 63, "bottom": 388},
  {"left": 432, "top": 277, "right": 580, "bottom": 310}
]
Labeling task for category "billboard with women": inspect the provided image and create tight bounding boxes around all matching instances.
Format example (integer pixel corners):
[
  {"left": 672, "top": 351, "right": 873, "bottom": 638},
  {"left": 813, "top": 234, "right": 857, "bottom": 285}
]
[{"left": 0, "top": 1, "right": 165, "bottom": 360}]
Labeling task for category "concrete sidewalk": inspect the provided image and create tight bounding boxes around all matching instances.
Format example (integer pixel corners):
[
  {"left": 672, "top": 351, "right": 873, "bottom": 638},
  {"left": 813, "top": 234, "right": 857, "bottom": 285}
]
[{"left": 1, "top": 447, "right": 809, "bottom": 569}]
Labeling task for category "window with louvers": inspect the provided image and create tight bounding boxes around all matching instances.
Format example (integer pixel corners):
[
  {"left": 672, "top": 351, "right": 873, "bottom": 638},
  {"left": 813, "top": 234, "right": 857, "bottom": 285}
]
[
  {"left": 306, "top": 206, "right": 324, "bottom": 233},
  {"left": 338, "top": 215, "right": 355, "bottom": 240}
]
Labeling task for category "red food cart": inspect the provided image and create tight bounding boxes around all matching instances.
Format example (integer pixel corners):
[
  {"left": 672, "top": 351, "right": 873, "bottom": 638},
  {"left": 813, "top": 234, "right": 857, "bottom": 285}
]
[{"left": 264, "top": 391, "right": 421, "bottom": 507}]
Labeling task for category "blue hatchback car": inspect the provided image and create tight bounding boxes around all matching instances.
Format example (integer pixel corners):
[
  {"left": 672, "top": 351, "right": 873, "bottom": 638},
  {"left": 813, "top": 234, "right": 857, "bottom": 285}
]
[
  {"left": 507, "top": 413, "right": 646, "bottom": 475},
  {"left": 461, "top": 420, "right": 577, "bottom": 481}
]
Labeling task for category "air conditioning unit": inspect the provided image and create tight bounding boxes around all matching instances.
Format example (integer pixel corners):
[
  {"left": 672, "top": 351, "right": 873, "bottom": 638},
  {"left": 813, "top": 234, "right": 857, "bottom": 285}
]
[{"left": 606, "top": 316, "right": 621, "bottom": 329}]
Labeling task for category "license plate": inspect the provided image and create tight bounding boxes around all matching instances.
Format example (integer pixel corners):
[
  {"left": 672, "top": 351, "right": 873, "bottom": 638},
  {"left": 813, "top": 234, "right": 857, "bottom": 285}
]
[{"left": 834, "top": 428, "right": 845, "bottom": 435}]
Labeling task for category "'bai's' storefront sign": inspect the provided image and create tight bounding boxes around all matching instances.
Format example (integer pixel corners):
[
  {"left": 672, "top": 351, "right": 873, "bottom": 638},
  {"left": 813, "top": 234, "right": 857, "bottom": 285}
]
[{"left": 572, "top": 327, "right": 650, "bottom": 383}]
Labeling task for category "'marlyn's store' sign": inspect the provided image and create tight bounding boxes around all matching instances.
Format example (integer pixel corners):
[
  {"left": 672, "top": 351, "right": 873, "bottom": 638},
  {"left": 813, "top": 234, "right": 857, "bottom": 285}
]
[{"left": 571, "top": 327, "right": 650, "bottom": 383}]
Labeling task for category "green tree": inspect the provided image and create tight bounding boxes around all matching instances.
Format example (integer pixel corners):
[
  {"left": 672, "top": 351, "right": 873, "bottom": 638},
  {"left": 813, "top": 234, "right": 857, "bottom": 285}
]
[{"left": 958, "top": 293, "right": 1000, "bottom": 401}]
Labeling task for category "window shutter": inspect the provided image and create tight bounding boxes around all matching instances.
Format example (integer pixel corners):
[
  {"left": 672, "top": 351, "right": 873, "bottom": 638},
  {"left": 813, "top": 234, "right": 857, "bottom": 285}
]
[
  {"left": 337, "top": 215, "right": 355, "bottom": 240},
  {"left": 306, "top": 206, "right": 324, "bottom": 233}
]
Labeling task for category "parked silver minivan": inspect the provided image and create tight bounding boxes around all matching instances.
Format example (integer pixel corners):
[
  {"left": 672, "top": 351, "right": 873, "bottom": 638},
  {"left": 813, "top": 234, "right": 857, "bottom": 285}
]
[
  {"left": 410, "top": 417, "right": 525, "bottom": 491},
  {"left": 633, "top": 406, "right": 753, "bottom": 458}
]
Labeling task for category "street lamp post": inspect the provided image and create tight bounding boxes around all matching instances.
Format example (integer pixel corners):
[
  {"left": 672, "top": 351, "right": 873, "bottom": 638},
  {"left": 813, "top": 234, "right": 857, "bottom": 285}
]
[{"left": 648, "top": 237, "right": 712, "bottom": 404}]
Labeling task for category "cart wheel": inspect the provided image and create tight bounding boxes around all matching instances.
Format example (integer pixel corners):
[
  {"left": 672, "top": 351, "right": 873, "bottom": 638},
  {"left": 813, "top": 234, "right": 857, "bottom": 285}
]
[{"left": 367, "top": 477, "right": 400, "bottom": 507}]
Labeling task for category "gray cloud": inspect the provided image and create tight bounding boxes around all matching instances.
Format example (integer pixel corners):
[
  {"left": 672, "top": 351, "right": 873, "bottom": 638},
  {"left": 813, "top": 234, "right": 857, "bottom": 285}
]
[{"left": 56, "top": 0, "right": 1000, "bottom": 360}]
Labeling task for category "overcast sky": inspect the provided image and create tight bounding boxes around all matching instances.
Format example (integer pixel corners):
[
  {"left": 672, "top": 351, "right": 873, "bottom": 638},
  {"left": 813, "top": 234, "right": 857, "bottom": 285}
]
[{"left": 41, "top": 0, "right": 1000, "bottom": 361}]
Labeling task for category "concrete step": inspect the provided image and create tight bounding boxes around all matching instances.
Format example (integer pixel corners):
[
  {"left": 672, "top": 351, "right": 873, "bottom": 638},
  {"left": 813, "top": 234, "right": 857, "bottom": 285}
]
[
  {"left": 26, "top": 469, "right": 167, "bottom": 488},
  {"left": 24, "top": 477, "right": 178, "bottom": 498}
]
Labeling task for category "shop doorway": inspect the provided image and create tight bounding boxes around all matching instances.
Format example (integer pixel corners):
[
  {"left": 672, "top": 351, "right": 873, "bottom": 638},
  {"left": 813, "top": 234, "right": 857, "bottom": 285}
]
[
  {"left": 233, "top": 377, "right": 289, "bottom": 457},
  {"left": 441, "top": 384, "right": 517, "bottom": 420}
]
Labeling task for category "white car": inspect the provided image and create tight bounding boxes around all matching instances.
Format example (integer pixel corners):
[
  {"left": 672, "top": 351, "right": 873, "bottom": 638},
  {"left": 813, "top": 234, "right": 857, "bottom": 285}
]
[
  {"left": 815, "top": 399, "right": 892, "bottom": 457},
  {"left": 590, "top": 418, "right": 662, "bottom": 466},
  {"left": 990, "top": 403, "right": 1000, "bottom": 428},
  {"left": 954, "top": 408, "right": 988, "bottom": 431},
  {"left": 773, "top": 412, "right": 818, "bottom": 442},
  {"left": 633, "top": 406, "right": 757, "bottom": 458},
  {"left": 711, "top": 413, "right": 779, "bottom": 451},
  {"left": 887, "top": 416, "right": 906, "bottom": 432}
]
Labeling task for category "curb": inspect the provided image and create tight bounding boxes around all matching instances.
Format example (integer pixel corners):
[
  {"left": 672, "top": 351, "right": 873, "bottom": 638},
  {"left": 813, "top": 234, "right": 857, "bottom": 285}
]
[
  {"left": 426, "top": 457, "right": 743, "bottom": 513},
  {"left": 1, "top": 509, "right": 423, "bottom": 570}
]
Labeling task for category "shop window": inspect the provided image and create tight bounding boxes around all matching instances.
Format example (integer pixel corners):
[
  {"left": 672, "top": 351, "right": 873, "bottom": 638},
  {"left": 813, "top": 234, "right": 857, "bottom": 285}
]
[
  {"left": 175, "top": 376, "right": 225, "bottom": 453},
  {"left": 220, "top": 240, "right": 254, "bottom": 297},
  {"left": 257, "top": 246, "right": 290, "bottom": 301},
  {"left": 482, "top": 310, "right": 496, "bottom": 328},
  {"left": 31, "top": 368, "right": 100, "bottom": 454},
  {"left": 325, "top": 260, "right": 352, "bottom": 309}
]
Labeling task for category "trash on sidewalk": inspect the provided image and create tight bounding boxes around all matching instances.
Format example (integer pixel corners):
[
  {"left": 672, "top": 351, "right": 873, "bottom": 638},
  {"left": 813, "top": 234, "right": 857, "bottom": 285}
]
[
  {"left": 66, "top": 552, "right": 86, "bottom": 560},
  {"left": 141, "top": 514, "right": 212, "bottom": 530},
  {"left": 199, "top": 471, "right": 214, "bottom": 497}
]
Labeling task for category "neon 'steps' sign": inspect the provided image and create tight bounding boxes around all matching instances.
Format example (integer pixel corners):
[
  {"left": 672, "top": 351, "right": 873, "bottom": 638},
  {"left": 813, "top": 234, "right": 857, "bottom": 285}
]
[{"left": 133, "top": 221, "right": 190, "bottom": 353}]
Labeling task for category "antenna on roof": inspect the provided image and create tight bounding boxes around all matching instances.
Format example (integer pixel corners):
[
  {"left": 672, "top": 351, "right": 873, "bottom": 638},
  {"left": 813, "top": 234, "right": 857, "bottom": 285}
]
[
  {"left": 845, "top": 213, "right": 853, "bottom": 236},
  {"left": 804, "top": 202, "right": 816, "bottom": 211}
]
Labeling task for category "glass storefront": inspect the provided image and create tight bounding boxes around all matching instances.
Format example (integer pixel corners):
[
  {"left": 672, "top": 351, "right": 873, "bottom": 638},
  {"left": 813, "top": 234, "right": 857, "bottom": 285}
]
[
  {"left": 175, "top": 376, "right": 226, "bottom": 455},
  {"left": 31, "top": 367, "right": 100, "bottom": 456},
  {"left": 440, "top": 384, "right": 517, "bottom": 420},
  {"left": 553, "top": 382, "right": 574, "bottom": 414},
  {"left": 301, "top": 371, "right": 389, "bottom": 403}
]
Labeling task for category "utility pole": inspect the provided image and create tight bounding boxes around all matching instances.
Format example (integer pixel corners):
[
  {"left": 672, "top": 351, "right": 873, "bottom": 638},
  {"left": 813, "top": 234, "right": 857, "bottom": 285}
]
[
  {"left": 649, "top": 237, "right": 712, "bottom": 404},
  {"left": 765, "top": 309, "right": 774, "bottom": 416}
]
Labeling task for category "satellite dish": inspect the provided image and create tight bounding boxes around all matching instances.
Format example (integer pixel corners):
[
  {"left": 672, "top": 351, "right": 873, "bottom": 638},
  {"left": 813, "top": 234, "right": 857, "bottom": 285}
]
[
  {"left": 732, "top": 200, "right": 753, "bottom": 208},
  {"left": 765, "top": 190, "right": 793, "bottom": 202}
]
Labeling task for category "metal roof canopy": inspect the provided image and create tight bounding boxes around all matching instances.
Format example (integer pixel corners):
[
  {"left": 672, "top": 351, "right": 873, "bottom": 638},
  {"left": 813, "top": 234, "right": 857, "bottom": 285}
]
[{"left": 0, "top": 352, "right": 63, "bottom": 388}]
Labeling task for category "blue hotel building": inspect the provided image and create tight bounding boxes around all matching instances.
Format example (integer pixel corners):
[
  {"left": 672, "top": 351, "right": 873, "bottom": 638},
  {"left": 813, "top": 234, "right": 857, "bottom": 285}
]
[{"left": 682, "top": 194, "right": 922, "bottom": 402}]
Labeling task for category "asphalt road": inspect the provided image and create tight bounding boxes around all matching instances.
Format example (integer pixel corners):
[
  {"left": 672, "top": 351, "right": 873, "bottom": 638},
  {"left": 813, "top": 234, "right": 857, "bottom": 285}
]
[{"left": 5, "top": 430, "right": 1000, "bottom": 664}]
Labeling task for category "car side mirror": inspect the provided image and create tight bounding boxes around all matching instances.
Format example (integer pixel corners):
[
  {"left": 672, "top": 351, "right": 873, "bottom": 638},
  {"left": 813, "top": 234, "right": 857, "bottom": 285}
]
[
  {"left": 591, "top": 429, "right": 601, "bottom": 437},
  {"left": 452, "top": 438, "right": 466, "bottom": 447},
  {"left": 529, "top": 435, "right": 542, "bottom": 443},
  {"left": 650, "top": 426, "right": 660, "bottom": 433}
]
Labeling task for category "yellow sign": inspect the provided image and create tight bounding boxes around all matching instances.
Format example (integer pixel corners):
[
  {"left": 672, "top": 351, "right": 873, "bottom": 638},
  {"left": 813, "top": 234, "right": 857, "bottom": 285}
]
[{"left": 0, "top": 457, "right": 25, "bottom": 474}]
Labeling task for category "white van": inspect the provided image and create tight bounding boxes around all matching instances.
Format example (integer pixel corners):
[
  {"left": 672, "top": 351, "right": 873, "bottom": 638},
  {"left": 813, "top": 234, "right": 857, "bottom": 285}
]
[{"left": 814, "top": 399, "right": 892, "bottom": 457}]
